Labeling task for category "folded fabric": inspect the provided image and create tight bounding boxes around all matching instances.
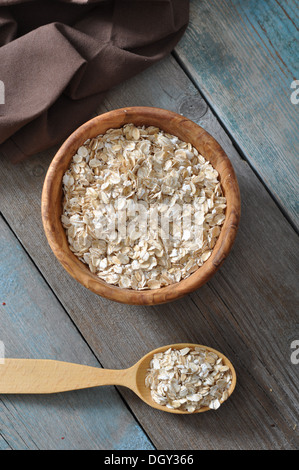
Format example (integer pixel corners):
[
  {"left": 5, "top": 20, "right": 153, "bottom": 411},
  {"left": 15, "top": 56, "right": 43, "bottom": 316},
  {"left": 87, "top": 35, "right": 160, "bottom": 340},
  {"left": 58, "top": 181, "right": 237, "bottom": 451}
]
[{"left": 0, "top": 0, "right": 189, "bottom": 161}]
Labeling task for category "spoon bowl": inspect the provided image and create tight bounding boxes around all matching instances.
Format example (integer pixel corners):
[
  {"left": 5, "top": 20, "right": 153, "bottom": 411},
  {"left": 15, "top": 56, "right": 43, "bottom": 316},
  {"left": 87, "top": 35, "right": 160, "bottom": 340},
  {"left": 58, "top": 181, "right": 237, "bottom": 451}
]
[
  {"left": 133, "top": 343, "right": 236, "bottom": 413},
  {"left": 0, "top": 343, "right": 236, "bottom": 414}
]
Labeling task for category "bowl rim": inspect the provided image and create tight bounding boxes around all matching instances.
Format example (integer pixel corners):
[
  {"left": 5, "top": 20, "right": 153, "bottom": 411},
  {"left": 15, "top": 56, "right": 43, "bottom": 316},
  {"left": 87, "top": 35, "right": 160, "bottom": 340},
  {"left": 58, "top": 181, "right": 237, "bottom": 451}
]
[{"left": 41, "top": 106, "right": 241, "bottom": 305}]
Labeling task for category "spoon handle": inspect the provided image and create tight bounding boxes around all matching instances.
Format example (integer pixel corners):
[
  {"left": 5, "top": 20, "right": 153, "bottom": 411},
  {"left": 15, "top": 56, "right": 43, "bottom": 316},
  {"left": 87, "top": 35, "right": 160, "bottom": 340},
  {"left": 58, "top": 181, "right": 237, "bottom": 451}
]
[{"left": 0, "top": 359, "right": 133, "bottom": 394}]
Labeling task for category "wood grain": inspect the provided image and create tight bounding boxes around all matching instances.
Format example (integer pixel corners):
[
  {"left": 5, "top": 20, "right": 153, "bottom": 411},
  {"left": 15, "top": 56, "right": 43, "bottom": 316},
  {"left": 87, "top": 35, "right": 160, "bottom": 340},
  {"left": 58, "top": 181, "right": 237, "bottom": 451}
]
[
  {"left": 41, "top": 106, "right": 240, "bottom": 305},
  {"left": 0, "top": 53, "right": 298, "bottom": 449},
  {"left": 174, "top": 0, "right": 299, "bottom": 231}
]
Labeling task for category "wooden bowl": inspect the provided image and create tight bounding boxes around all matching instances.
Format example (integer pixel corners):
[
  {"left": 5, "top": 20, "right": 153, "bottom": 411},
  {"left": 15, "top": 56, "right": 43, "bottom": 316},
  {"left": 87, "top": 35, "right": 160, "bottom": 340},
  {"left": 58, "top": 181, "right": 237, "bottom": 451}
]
[{"left": 41, "top": 107, "right": 240, "bottom": 305}]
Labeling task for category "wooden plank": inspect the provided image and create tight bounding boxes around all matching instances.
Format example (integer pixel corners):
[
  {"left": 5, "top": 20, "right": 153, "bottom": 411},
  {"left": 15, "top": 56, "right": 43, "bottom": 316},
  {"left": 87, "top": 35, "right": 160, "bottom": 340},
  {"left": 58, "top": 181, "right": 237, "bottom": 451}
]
[
  {"left": 0, "top": 54, "right": 298, "bottom": 449},
  {"left": 174, "top": 0, "right": 299, "bottom": 230},
  {"left": 0, "top": 216, "right": 154, "bottom": 450}
]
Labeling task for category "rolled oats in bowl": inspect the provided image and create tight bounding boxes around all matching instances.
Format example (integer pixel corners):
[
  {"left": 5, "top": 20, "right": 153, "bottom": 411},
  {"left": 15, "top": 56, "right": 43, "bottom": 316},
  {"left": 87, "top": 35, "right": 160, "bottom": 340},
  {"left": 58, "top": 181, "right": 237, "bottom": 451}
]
[
  {"left": 61, "top": 123, "right": 226, "bottom": 290},
  {"left": 145, "top": 346, "right": 233, "bottom": 412}
]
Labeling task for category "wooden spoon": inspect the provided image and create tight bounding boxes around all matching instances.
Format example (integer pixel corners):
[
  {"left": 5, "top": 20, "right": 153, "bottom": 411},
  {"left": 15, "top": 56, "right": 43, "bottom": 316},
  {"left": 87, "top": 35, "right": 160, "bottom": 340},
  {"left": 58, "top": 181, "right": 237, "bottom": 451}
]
[{"left": 0, "top": 343, "right": 236, "bottom": 414}]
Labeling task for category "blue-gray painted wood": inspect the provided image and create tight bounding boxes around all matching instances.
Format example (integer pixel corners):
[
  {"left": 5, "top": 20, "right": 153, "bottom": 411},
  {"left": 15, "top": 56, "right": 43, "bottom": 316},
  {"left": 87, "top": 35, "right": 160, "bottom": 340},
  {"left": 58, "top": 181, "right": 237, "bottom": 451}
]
[
  {"left": 0, "top": 52, "right": 298, "bottom": 449},
  {"left": 0, "top": 216, "right": 154, "bottom": 450},
  {"left": 175, "top": 0, "right": 299, "bottom": 230}
]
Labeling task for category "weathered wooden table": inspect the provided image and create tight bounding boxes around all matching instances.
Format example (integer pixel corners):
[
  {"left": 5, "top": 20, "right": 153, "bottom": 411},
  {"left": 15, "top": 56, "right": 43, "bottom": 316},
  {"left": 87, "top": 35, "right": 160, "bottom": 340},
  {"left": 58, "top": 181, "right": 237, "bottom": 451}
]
[{"left": 0, "top": 0, "right": 298, "bottom": 450}]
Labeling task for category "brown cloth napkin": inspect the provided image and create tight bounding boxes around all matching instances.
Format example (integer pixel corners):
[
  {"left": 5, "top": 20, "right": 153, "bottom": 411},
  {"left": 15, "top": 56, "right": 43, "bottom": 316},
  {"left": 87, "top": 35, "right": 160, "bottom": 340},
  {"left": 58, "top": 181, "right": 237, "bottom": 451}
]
[{"left": 0, "top": 0, "right": 189, "bottom": 162}]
